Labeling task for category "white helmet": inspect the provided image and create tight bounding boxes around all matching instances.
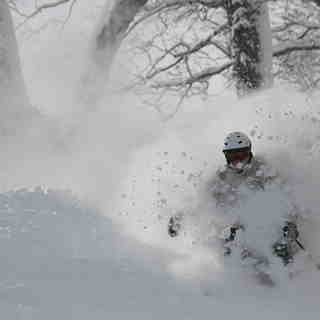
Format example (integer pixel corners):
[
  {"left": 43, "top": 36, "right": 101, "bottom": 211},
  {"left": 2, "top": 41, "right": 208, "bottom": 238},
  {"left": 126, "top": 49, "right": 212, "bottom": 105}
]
[{"left": 223, "top": 132, "right": 251, "bottom": 152}]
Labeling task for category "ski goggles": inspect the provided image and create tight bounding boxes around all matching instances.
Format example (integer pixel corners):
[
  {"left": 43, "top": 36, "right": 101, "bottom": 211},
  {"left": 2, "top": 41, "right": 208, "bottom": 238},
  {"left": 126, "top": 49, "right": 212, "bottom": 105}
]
[{"left": 224, "top": 150, "right": 251, "bottom": 163}]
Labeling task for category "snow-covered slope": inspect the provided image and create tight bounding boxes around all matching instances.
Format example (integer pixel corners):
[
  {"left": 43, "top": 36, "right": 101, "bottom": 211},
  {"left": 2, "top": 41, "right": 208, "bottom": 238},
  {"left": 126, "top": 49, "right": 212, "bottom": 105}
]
[{"left": 0, "top": 187, "right": 319, "bottom": 319}]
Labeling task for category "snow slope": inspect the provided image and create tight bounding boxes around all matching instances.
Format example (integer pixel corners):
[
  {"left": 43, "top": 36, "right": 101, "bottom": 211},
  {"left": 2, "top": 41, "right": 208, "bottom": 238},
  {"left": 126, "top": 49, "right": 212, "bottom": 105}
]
[{"left": 0, "top": 187, "right": 319, "bottom": 320}]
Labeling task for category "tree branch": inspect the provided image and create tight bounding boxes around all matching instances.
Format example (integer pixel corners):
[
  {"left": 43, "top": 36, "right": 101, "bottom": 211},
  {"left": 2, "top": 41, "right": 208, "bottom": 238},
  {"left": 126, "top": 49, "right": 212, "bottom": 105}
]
[
  {"left": 273, "top": 40, "right": 320, "bottom": 56},
  {"left": 148, "top": 39, "right": 320, "bottom": 90},
  {"left": 16, "top": 0, "right": 72, "bottom": 29},
  {"left": 173, "top": 23, "right": 230, "bottom": 58},
  {"left": 152, "top": 61, "right": 232, "bottom": 88},
  {"left": 127, "top": 0, "right": 225, "bottom": 35}
]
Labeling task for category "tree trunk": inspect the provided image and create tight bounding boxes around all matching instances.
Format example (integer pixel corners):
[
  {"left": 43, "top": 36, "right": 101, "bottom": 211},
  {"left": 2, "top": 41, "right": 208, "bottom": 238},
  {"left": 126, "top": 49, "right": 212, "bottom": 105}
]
[
  {"left": 225, "top": 0, "right": 272, "bottom": 96},
  {"left": 78, "top": 0, "right": 148, "bottom": 109},
  {"left": 0, "top": 0, "right": 33, "bottom": 135},
  {"left": 94, "top": 0, "right": 148, "bottom": 63}
]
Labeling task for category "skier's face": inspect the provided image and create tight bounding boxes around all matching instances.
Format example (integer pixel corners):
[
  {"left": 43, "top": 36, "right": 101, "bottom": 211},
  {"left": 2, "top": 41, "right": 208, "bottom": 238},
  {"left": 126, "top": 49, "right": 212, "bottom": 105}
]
[{"left": 225, "top": 150, "right": 251, "bottom": 170}]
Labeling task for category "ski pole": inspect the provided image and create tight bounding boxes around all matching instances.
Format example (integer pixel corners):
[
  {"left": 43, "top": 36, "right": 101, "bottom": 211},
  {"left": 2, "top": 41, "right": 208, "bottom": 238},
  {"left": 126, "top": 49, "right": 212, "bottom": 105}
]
[{"left": 295, "top": 239, "right": 305, "bottom": 250}]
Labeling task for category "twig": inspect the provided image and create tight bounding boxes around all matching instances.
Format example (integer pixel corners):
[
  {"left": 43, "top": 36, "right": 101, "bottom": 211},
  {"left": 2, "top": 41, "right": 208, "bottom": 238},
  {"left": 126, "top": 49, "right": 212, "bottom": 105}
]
[{"left": 16, "top": 0, "right": 72, "bottom": 30}]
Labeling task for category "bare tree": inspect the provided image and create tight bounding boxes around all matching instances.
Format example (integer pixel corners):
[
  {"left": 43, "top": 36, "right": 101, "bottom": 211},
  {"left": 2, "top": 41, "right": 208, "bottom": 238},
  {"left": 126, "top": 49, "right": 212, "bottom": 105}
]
[
  {"left": 78, "top": 0, "right": 148, "bottom": 109},
  {"left": 125, "top": 0, "right": 271, "bottom": 108},
  {"left": 127, "top": 0, "right": 230, "bottom": 108},
  {"left": 120, "top": 0, "right": 320, "bottom": 111}
]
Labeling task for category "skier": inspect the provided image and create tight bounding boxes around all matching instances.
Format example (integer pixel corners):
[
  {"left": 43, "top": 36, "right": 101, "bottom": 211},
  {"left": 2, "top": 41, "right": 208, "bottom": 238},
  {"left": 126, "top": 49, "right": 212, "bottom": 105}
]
[{"left": 168, "top": 131, "right": 302, "bottom": 266}]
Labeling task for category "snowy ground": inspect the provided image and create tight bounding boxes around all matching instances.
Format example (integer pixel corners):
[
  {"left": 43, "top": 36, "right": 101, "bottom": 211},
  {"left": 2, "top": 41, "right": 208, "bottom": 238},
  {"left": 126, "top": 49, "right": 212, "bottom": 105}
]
[{"left": 0, "top": 187, "right": 319, "bottom": 320}]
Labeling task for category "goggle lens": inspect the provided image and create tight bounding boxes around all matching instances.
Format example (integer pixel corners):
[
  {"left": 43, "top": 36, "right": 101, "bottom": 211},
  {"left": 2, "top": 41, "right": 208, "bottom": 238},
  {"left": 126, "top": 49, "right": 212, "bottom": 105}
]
[{"left": 225, "top": 151, "right": 250, "bottom": 163}]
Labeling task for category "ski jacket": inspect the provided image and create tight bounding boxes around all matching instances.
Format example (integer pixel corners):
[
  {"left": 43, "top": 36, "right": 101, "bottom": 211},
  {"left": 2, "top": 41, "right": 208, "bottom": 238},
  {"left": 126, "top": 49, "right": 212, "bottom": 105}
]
[
  {"left": 209, "top": 156, "right": 278, "bottom": 208},
  {"left": 209, "top": 156, "right": 303, "bottom": 264}
]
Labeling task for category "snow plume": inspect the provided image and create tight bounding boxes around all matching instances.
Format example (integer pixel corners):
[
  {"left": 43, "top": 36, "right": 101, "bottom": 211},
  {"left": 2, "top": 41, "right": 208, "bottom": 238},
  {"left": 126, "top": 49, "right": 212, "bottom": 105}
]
[
  {"left": 1, "top": 0, "right": 161, "bottom": 200},
  {"left": 113, "top": 86, "right": 320, "bottom": 286}
]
